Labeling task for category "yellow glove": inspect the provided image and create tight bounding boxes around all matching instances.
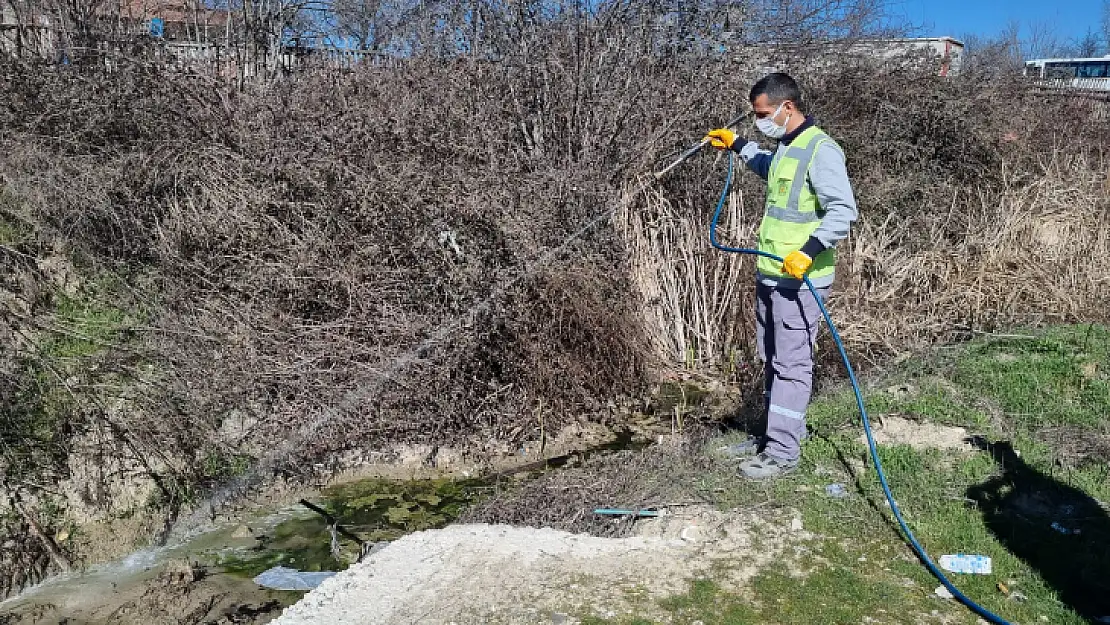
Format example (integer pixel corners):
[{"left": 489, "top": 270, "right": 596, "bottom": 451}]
[
  {"left": 704, "top": 128, "right": 738, "bottom": 150},
  {"left": 782, "top": 250, "right": 813, "bottom": 280}
]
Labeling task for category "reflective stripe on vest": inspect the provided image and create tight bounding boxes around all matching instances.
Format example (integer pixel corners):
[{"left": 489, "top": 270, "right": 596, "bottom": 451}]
[{"left": 757, "top": 125, "right": 841, "bottom": 281}]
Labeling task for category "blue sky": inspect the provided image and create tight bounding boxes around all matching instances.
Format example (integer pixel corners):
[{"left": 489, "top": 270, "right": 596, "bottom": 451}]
[{"left": 897, "top": 0, "right": 1103, "bottom": 43}]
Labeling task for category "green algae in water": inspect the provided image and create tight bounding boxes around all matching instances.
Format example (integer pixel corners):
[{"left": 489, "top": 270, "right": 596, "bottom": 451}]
[
  {"left": 651, "top": 381, "right": 710, "bottom": 416},
  {"left": 219, "top": 477, "right": 487, "bottom": 578}
]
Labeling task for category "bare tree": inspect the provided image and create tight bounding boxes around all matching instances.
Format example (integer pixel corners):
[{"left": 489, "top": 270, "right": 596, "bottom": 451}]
[
  {"left": 1072, "top": 26, "right": 1103, "bottom": 58},
  {"left": 1103, "top": 0, "right": 1110, "bottom": 56},
  {"left": 328, "top": 0, "right": 382, "bottom": 49},
  {"left": 0, "top": 0, "right": 52, "bottom": 58},
  {"left": 960, "top": 20, "right": 1023, "bottom": 76},
  {"left": 1024, "top": 20, "right": 1066, "bottom": 60},
  {"left": 45, "top": 0, "right": 116, "bottom": 60}
]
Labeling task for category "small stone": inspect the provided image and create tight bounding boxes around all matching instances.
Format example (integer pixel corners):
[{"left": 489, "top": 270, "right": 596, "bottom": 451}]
[
  {"left": 551, "top": 614, "right": 568, "bottom": 625},
  {"left": 434, "top": 447, "right": 466, "bottom": 468},
  {"left": 934, "top": 585, "right": 954, "bottom": 600},
  {"left": 790, "top": 518, "right": 803, "bottom": 532},
  {"left": 230, "top": 524, "right": 253, "bottom": 539},
  {"left": 161, "top": 559, "right": 204, "bottom": 585}
]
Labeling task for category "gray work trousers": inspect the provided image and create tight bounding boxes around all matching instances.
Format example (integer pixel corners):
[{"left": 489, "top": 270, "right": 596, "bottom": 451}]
[{"left": 755, "top": 281, "right": 829, "bottom": 463}]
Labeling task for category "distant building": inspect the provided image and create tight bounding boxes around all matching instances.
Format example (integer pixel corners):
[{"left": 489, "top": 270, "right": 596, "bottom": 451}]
[
  {"left": 115, "top": 0, "right": 229, "bottom": 43},
  {"left": 0, "top": 0, "right": 229, "bottom": 60},
  {"left": 732, "top": 36, "right": 965, "bottom": 78},
  {"left": 844, "top": 36, "right": 964, "bottom": 76},
  {"left": 1025, "top": 56, "right": 1110, "bottom": 92}
]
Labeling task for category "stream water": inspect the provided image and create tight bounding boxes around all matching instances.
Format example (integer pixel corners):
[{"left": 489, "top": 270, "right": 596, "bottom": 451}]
[
  {"left": 0, "top": 380, "right": 705, "bottom": 622},
  {"left": 0, "top": 425, "right": 672, "bottom": 622},
  {"left": 0, "top": 476, "right": 505, "bottom": 620}
]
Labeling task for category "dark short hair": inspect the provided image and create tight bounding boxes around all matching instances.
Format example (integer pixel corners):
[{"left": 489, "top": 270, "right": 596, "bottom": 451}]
[{"left": 749, "top": 73, "right": 803, "bottom": 109}]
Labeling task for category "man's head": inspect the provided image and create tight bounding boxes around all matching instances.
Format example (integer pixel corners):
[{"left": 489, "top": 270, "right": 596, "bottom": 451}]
[{"left": 749, "top": 73, "right": 806, "bottom": 137}]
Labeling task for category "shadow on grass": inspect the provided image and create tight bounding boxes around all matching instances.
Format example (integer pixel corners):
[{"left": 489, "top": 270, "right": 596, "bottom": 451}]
[{"left": 967, "top": 437, "right": 1110, "bottom": 621}]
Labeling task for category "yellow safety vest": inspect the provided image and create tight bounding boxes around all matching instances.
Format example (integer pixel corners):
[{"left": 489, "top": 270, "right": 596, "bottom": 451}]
[{"left": 757, "top": 125, "right": 841, "bottom": 282}]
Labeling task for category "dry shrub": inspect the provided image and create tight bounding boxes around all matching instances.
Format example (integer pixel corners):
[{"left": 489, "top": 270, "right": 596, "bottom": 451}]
[
  {"left": 0, "top": 52, "right": 672, "bottom": 589},
  {"left": 0, "top": 519, "right": 52, "bottom": 597},
  {"left": 618, "top": 176, "right": 758, "bottom": 371},
  {"left": 460, "top": 432, "right": 718, "bottom": 537},
  {"left": 1, "top": 11, "right": 1109, "bottom": 591},
  {"left": 623, "top": 61, "right": 1110, "bottom": 368},
  {"left": 818, "top": 65, "right": 1110, "bottom": 353},
  {"left": 0, "top": 43, "right": 735, "bottom": 506}
]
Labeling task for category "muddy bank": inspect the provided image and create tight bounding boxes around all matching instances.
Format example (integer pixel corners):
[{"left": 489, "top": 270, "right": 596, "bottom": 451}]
[
  {"left": 1, "top": 561, "right": 292, "bottom": 625},
  {"left": 0, "top": 424, "right": 682, "bottom": 624},
  {"left": 1, "top": 379, "right": 735, "bottom": 624},
  {"left": 0, "top": 473, "right": 495, "bottom": 625}
]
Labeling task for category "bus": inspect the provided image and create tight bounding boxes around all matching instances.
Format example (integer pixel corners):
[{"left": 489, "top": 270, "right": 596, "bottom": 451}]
[{"left": 1024, "top": 57, "right": 1110, "bottom": 92}]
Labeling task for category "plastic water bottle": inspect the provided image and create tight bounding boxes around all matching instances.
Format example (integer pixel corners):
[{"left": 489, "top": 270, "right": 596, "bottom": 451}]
[{"left": 939, "top": 554, "right": 992, "bottom": 575}]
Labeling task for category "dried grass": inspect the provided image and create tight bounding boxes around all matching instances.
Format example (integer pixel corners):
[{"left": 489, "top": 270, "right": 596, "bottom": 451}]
[
  {"left": 460, "top": 430, "right": 719, "bottom": 537},
  {"left": 620, "top": 64, "right": 1110, "bottom": 368}
]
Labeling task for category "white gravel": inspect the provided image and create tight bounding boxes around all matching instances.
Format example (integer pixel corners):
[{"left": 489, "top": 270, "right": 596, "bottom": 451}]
[{"left": 272, "top": 509, "right": 792, "bottom": 625}]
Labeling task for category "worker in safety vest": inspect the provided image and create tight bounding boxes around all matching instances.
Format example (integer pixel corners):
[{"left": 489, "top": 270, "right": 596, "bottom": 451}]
[{"left": 704, "top": 72, "right": 858, "bottom": 479}]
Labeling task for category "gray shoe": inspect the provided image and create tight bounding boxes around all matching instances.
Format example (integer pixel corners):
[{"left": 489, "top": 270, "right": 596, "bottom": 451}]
[
  {"left": 739, "top": 452, "right": 798, "bottom": 480},
  {"left": 716, "top": 435, "right": 766, "bottom": 460}
]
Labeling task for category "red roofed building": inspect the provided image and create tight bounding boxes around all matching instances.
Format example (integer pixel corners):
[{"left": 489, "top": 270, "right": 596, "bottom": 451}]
[
  {"left": 114, "top": 0, "right": 229, "bottom": 42},
  {"left": 0, "top": 0, "right": 230, "bottom": 58}
]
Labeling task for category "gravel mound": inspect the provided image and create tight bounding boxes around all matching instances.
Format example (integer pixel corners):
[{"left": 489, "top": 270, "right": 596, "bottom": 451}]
[{"left": 273, "top": 510, "right": 790, "bottom": 625}]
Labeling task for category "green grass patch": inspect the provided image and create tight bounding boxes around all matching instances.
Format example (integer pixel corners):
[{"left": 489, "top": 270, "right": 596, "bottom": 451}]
[
  {"left": 952, "top": 325, "right": 1110, "bottom": 429},
  {"left": 42, "top": 290, "right": 133, "bottom": 359},
  {"left": 580, "top": 579, "right": 757, "bottom": 625},
  {"left": 657, "top": 579, "right": 757, "bottom": 624},
  {"left": 0, "top": 186, "right": 34, "bottom": 245},
  {"left": 1, "top": 276, "right": 145, "bottom": 483},
  {"left": 752, "top": 549, "right": 939, "bottom": 624},
  {"left": 201, "top": 450, "right": 253, "bottom": 481},
  {"left": 678, "top": 325, "right": 1110, "bottom": 624}
]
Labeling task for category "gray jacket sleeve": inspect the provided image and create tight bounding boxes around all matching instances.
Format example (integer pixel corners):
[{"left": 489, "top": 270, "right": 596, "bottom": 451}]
[
  {"left": 808, "top": 141, "right": 858, "bottom": 249},
  {"left": 737, "top": 141, "right": 773, "bottom": 180}
]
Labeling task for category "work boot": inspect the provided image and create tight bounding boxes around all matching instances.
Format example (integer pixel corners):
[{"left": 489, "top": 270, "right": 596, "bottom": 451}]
[
  {"left": 739, "top": 452, "right": 797, "bottom": 480},
  {"left": 715, "top": 435, "right": 766, "bottom": 461}
]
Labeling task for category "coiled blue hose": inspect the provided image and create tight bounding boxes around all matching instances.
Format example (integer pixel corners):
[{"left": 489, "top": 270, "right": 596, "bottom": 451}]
[{"left": 709, "top": 151, "right": 1010, "bottom": 625}]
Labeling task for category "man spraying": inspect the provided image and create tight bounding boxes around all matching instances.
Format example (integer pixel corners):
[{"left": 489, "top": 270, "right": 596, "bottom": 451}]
[{"left": 704, "top": 72, "right": 858, "bottom": 480}]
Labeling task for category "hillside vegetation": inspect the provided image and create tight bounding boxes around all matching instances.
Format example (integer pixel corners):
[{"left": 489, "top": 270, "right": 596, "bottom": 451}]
[{"left": 1, "top": 4, "right": 1108, "bottom": 599}]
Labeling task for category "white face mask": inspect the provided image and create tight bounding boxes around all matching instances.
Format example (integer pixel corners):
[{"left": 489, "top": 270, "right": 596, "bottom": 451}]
[{"left": 755, "top": 102, "right": 790, "bottom": 139}]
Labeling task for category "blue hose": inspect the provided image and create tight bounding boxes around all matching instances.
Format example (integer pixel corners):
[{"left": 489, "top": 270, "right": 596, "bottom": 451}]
[{"left": 708, "top": 152, "right": 1011, "bottom": 625}]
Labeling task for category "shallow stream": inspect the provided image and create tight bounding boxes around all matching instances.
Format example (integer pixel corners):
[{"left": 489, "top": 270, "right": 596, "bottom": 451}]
[
  {"left": 0, "top": 380, "right": 710, "bottom": 622},
  {"left": 0, "top": 427, "right": 666, "bottom": 621}
]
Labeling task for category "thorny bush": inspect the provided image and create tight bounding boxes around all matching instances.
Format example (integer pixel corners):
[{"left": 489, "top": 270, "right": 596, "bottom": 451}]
[{"left": 0, "top": 24, "right": 1109, "bottom": 595}]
